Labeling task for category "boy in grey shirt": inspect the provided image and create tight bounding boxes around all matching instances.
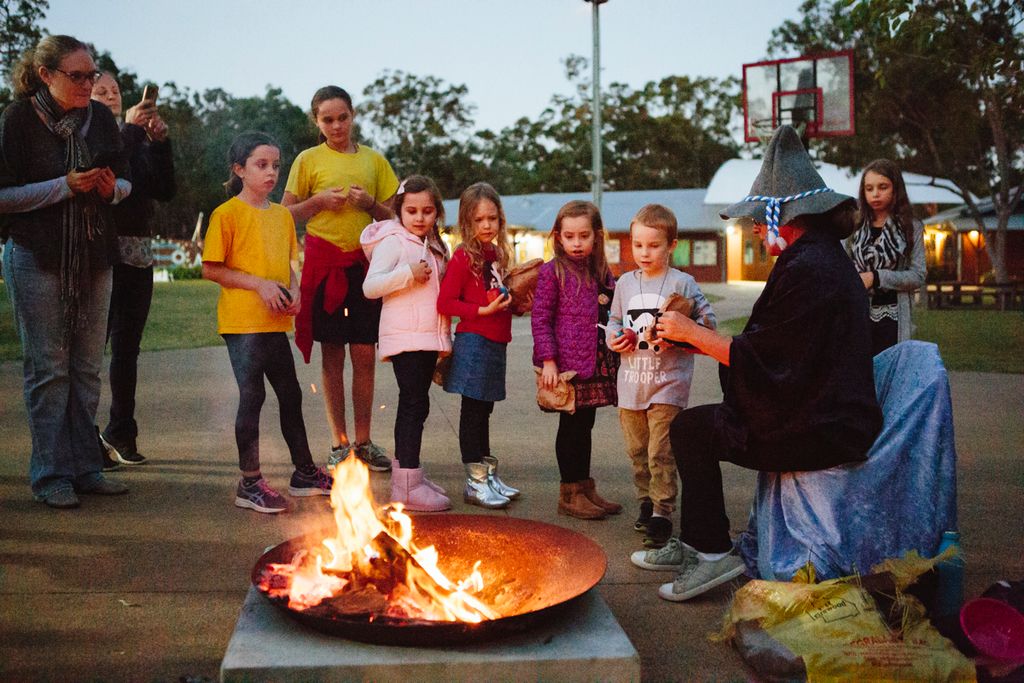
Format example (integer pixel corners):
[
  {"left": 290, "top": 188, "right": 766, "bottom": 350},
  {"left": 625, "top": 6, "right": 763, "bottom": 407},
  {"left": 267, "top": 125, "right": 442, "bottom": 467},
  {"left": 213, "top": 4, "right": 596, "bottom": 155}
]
[{"left": 608, "top": 204, "right": 716, "bottom": 549}]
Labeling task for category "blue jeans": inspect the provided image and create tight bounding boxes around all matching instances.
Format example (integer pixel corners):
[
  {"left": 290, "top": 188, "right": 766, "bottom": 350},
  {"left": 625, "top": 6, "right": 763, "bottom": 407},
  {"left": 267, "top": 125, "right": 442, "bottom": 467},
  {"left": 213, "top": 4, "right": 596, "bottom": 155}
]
[
  {"left": 2, "top": 239, "right": 112, "bottom": 497},
  {"left": 222, "top": 332, "right": 314, "bottom": 473}
]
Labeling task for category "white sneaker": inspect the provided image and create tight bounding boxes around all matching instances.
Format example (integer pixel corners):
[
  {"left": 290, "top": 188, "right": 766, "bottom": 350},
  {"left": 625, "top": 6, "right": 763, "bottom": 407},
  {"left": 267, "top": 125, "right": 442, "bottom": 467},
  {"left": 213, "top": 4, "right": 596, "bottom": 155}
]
[
  {"left": 631, "top": 537, "right": 693, "bottom": 571},
  {"left": 658, "top": 549, "right": 745, "bottom": 602}
]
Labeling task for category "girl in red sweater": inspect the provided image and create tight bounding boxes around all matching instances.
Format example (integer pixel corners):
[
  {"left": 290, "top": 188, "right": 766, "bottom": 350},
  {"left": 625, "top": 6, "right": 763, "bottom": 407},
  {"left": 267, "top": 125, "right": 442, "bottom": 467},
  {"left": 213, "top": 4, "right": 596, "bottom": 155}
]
[{"left": 437, "top": 182, "right": 520, "bottom": 509}]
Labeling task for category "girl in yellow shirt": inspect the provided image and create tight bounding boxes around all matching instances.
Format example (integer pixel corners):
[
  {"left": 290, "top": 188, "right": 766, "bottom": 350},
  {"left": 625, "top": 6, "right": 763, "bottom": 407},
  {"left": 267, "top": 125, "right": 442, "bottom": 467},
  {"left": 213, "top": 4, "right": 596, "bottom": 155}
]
[{"left": 203, "top": 132, "right": 333, "bottom": 513}]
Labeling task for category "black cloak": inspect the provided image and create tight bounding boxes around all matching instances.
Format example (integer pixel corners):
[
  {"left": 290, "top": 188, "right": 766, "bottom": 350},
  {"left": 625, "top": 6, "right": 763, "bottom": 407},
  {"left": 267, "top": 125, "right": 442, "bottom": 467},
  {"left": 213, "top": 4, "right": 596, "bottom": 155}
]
[{"left": 718, "top": 230, "right": 883, "bottom": 470}]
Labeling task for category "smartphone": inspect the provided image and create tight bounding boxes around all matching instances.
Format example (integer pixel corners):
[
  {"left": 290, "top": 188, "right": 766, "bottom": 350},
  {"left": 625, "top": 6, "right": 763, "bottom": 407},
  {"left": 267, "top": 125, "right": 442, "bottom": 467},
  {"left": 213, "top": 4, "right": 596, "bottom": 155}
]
[
  {"left": 76, "top": 150, "right": 119, "bottom": 172},
  {"left": 141, "top": 85, "right": 158, "bottom": 104},
  {"left": 278, "top": 285, "right": 292, "bottom": 302}
]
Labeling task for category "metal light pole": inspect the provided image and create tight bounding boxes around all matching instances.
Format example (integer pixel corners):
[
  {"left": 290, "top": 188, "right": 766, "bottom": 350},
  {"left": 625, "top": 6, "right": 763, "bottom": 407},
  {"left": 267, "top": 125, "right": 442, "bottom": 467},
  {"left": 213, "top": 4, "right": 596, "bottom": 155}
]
[{"left": 585, "top": 0, "right": 607, "bottom": 211}]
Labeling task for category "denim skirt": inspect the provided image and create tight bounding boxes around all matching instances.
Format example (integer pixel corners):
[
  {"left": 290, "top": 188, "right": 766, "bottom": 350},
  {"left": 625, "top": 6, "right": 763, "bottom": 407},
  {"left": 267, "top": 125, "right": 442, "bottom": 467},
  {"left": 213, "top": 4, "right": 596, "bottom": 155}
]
[{"left": 443, "top": 332, "right": 506, "bottom": 402}]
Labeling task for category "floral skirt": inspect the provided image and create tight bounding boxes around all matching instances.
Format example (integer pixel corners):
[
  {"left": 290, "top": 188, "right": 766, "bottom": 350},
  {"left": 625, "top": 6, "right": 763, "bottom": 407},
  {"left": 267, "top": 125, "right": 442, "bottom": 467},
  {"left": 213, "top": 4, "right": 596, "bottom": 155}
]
[{"left": 574, "top": 343, "right": 618, "bottom": 409}]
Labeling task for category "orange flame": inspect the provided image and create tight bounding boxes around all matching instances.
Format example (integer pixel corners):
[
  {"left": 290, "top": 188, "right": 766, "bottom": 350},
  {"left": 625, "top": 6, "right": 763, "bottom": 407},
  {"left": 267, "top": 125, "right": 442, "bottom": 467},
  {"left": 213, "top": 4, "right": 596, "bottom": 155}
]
[{"left": 262, "top": 457, "right": 497, "bottom": 622}]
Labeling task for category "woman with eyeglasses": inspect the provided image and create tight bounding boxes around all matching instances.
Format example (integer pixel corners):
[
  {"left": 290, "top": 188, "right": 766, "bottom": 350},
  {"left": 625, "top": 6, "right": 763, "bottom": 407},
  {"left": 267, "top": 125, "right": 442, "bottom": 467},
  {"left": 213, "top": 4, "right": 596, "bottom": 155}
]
[{"left": 0, "top": 35, "right": 132, "bottom": 509}]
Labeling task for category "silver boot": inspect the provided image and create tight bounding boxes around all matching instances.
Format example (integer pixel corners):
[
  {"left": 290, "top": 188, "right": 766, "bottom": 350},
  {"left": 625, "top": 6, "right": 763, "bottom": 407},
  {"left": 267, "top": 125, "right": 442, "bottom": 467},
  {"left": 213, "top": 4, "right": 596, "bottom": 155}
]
[
  {"left": 481, "top": 454, "right": 520, "bottom": 500},
  {"left": 464, "top": 462, "right": 510, "bottom": 509}
]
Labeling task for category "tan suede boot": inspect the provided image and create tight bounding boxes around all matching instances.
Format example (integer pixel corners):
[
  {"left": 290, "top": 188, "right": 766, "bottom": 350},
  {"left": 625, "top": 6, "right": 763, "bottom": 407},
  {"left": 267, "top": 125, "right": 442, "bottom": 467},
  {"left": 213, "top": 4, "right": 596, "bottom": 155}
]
[
  {"left": 558, "top": 482, "right": 607, "bottom": 520},
  {"left": 581, "top": 478, "right": 623, "bottom": 515}
]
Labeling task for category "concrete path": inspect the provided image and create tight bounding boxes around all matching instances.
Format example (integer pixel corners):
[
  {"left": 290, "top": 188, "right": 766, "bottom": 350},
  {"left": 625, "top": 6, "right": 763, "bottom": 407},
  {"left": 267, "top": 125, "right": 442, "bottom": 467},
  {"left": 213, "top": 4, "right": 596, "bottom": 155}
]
[{"left": 1, "top": 284, "right": 1021, "bottom": 681}]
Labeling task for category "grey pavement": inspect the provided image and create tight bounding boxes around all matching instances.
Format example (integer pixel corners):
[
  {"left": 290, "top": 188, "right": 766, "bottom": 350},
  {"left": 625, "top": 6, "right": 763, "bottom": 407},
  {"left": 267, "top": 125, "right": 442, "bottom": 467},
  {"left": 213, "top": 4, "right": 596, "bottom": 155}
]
[{"left": 1, "top": 283, "right": 1022, "bottom": 681}]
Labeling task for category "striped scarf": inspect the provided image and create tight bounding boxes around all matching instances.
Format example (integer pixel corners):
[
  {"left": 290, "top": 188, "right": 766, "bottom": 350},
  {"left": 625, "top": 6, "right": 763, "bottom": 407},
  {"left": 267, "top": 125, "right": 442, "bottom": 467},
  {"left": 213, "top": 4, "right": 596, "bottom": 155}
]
[
  {"left": 33, "top": 86, "right": 100, "bottom": 347},
  {"left": 850, "top": 216, "right": 906, "bottom": 274}
]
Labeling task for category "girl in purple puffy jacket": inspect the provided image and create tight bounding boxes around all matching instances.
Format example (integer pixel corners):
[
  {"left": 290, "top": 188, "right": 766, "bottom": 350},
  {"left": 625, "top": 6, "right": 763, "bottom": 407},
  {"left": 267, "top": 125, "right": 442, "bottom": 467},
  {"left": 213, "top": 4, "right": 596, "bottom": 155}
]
[{"left": 531, "top": 201, "right": 620, "bottom": 520}]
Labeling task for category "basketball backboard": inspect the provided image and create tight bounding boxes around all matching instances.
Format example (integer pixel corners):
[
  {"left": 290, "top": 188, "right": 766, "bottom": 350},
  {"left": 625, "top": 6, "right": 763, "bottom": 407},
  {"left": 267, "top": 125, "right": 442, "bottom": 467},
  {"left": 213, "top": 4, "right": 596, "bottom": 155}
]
[{"left": 742, "top": 50, "right": 854, "bottom": 142}]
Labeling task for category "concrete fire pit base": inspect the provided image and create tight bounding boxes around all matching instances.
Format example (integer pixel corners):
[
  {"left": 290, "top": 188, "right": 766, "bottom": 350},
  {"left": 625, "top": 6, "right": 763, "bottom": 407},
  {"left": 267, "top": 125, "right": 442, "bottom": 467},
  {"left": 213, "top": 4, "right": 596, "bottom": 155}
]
[{"left": 221, "top": 586, "right": 639, "bottom": 682}]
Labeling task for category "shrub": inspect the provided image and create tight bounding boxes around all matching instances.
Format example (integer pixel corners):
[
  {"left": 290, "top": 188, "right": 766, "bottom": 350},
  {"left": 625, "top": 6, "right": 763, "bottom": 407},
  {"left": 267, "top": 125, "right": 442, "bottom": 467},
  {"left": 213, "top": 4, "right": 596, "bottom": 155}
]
[{"left": 169, "top": 265, "right": 203, "bottom": 281}]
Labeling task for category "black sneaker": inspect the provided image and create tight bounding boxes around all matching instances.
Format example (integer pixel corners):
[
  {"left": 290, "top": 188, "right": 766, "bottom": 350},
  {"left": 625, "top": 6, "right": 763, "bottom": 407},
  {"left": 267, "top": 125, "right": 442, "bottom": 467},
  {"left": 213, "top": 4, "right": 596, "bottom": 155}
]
[
  {"left": 96, "top": 427, "right": 120, "bottom": 472},
  {"left": 634, "top": 499, "right": 653, "bottom": 532},
  {"left": 101, "top": 433, "right": 147, "bottom": 465},
  {"left": 643, "top": 515, "right": 673, "bottom": 549},
  {"left": 288, "top": 466, "right": 333, "bottom": 497}
]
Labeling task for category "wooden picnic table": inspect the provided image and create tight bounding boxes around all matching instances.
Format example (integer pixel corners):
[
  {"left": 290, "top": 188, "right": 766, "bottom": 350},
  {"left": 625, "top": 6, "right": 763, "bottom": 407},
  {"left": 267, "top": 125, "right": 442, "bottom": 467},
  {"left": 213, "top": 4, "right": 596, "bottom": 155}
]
[{"left": 926, "top": 281, "right": 1024, "bottom": 311}]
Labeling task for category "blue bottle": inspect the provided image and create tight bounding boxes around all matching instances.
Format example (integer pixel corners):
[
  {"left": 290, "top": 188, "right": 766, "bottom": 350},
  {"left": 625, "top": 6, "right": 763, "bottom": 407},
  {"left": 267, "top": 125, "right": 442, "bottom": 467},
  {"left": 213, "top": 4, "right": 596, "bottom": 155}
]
[{"left": 934, "top": 530, "right": 964, "bottom": 618}]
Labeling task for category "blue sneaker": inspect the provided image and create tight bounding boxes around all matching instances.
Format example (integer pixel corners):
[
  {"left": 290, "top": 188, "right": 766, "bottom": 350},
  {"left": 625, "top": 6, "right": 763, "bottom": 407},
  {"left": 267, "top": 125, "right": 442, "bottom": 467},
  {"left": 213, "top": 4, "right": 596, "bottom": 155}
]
[
  {"left": 289, "top": 466, "right": 333, "bottom": 497},
  {"left": 234, "top": 477, "right": 288, "bottom": 514},
  {"left": 327, "top": 444, "right": 356, "bottom": 468}
]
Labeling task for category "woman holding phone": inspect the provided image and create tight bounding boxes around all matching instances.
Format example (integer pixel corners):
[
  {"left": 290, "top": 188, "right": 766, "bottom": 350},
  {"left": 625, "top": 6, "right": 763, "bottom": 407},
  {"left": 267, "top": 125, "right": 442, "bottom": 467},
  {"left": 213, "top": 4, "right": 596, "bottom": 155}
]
[
  {"left": 0, "top": 35, "right": 131, "bottom": 509},
  {"left": 283, "top": 85, "right": 398, "bottom": 472},
  {"left": 90, "top": 72, "right": 176, "bottom": 468}
]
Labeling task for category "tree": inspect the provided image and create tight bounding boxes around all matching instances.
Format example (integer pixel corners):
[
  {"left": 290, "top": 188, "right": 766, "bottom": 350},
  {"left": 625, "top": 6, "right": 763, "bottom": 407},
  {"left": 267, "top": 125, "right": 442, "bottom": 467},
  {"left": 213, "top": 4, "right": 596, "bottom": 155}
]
[
  {"left": 359, "top": 70, "right": 486, "bottom": 197},
  {"left": 771, "top": 0, "right": 1023, "bottom": 282},
  {"left": 0, "top": 0, "right": 48, "bottom": 107},
  {"left": 168, "top": 86, "right": 316, "bottom": 238},
  {"left": 602, "top": 75, "right": 740, "bottom": 190},
  {"left": 476, "top": 55, "right": 741, "bottom": 195}
]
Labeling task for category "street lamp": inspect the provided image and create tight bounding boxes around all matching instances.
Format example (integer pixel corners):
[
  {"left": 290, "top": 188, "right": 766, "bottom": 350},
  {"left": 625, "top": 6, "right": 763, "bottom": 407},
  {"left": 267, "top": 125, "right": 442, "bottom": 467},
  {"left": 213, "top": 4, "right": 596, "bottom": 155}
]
[{"left": 584, "top": 0, "right": 608, "bottom": 211}]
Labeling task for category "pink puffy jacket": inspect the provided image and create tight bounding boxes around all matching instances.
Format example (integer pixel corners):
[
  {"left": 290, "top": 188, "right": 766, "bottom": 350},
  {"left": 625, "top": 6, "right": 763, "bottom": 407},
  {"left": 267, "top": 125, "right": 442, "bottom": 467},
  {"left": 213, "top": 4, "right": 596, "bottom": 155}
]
[{"left": 360, "top": 219, "right": 452, "bottom": 360}]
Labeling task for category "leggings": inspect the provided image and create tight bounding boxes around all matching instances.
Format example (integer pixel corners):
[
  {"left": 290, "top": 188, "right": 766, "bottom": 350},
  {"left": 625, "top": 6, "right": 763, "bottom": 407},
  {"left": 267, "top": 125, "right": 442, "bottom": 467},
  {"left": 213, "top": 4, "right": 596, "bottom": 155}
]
[
  {"left": 391, "top": 350, "right": 438, "bottom": 469},
  {"left": 555, "top": 407, "right": 596, "bottom": 483},
  {"left": 459, "top": 396, "right": 493, "bottom": 464},
  {"left": 223, "top": 332, "right": 313, "bottom": 473}
]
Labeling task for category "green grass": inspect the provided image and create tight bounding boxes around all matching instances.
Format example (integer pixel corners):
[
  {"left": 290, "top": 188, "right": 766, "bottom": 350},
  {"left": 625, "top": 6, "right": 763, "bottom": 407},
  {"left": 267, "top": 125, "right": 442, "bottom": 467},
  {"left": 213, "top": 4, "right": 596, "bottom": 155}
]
[
  {"left": 3, "top": 281, "right": 1020, "bottom": 372},
  {"left": 0, "top": 280, "right": 223, "bottom": 362},
  {"left": 914, "top": 308, "right": 1023, "bottom": 374},
  {"left": 141, "top": 280, "right": 223, "bottom": 352},
  {"left": 718, "top": 309, "right": 1024, "bottom": 374}
]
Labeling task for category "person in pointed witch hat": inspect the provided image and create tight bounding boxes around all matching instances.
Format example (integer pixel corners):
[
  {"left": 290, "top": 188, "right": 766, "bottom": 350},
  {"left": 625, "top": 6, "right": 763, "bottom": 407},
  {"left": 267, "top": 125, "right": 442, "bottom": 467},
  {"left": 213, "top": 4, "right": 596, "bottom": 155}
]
[{"left": 629, "top": 125, "right": 883, "bottom": 602}]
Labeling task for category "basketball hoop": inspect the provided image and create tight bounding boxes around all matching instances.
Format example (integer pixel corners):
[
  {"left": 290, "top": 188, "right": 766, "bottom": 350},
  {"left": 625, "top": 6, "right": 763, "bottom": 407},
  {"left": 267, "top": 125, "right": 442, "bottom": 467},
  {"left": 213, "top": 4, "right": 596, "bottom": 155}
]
[{"left": 742, "top": 50, "right": 854, "bottom": 143}]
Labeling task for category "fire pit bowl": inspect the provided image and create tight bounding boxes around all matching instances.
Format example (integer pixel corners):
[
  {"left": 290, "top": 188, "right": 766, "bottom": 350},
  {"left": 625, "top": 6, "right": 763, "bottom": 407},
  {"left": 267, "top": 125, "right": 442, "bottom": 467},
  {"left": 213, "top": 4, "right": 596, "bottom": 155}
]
[{"left": 252, "top": 514, "right": 608, "bottom": 646}]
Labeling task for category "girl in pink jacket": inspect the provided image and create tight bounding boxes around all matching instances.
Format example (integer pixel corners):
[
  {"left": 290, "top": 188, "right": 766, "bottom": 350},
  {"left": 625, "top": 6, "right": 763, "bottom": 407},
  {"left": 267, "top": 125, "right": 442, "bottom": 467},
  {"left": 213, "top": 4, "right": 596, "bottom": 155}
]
[{"left": 360, "top": 175, "right": 451, "bottom": 511}]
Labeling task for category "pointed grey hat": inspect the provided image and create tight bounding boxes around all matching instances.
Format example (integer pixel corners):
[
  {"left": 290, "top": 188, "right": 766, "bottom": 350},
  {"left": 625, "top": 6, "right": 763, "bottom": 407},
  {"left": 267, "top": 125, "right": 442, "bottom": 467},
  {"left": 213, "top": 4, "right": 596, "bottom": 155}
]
[{"left": 720, "top": 126, "right": 855, "bottom": 236}]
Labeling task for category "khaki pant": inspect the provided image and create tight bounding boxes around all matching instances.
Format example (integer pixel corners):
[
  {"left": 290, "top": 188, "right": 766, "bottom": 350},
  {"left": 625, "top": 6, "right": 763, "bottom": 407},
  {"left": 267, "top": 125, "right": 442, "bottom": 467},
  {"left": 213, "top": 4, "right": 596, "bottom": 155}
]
[{"left": 619, "top": 403, "right": 681, "bottom": 516}]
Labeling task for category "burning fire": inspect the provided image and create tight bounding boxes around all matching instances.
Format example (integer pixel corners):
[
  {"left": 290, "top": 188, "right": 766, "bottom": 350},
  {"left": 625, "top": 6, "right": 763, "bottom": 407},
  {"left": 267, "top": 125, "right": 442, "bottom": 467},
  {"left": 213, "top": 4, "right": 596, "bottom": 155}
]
[{"left": 258, "top": 457, "right": 498, "bottom": 622}]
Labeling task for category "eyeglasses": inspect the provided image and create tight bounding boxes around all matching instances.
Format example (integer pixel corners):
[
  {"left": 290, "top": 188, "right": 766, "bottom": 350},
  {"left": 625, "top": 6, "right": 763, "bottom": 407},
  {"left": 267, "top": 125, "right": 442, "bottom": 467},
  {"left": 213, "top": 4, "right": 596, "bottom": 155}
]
[{"left": 52, "top": 69, "right": 102, "bottom": 85}]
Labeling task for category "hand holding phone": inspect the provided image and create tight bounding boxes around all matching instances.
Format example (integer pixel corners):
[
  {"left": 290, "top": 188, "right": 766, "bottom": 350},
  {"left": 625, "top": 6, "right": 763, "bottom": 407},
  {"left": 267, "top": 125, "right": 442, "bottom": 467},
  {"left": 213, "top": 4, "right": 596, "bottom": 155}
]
[{"left": 76, "top": 150, "right": 118, "bottom": 172}]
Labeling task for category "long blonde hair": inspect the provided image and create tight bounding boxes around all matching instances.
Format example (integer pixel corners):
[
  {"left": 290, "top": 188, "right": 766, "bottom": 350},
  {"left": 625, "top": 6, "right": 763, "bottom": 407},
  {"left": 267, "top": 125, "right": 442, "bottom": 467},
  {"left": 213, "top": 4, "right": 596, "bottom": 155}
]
[
  {"left": 549, "top": 200, "right": 611, "bottom": 291},
  {"left": 456, "top": 182, "right": 510, "bottom": 277}
]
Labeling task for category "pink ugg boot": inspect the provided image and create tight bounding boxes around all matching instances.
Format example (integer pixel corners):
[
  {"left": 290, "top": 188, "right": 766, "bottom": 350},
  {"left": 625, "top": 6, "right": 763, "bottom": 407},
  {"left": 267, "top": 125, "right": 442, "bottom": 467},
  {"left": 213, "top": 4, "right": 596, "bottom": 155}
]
[
  {"left": 391, "top": 465, "right": 451, "bottom": 512},
  {"left": 392, "top": 458, "right": 446, "bottom": 495}
]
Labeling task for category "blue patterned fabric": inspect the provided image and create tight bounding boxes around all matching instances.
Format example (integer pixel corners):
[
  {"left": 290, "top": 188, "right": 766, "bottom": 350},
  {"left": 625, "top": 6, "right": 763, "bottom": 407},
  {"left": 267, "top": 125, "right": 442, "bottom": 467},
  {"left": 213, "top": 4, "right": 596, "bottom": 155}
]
[{"left": 737, "top": 340, "right": 958, "bottom": 580}]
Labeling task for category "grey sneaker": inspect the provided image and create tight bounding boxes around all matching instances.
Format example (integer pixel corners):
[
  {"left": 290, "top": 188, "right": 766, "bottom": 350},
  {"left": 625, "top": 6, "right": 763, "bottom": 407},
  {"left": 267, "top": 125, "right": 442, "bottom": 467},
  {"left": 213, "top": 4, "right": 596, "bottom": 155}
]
[
  {"left": 658, "top": 549, "right": 745, "bottom": 602},
  {"left": 327, "top": 444, "right": 355, "bottom": 468},
  {"left": 631, "top": 537, "right": 694, "bottom": 571},
  {"left": 235, "top": 477, "right": 288, "bottom": 514},
  {"left": 355, "top": 441, "right": 391, "bottom": 472}
]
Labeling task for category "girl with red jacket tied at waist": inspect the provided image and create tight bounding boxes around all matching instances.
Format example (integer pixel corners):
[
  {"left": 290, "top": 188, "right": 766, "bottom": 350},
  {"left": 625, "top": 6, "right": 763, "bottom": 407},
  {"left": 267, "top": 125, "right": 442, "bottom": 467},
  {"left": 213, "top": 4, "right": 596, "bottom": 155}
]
[
  {"left": 531, "top": 200, "right": 621, "bottom": 520},
  {"left": 282, "top": 86, "right": 398, "bottom": 473}
]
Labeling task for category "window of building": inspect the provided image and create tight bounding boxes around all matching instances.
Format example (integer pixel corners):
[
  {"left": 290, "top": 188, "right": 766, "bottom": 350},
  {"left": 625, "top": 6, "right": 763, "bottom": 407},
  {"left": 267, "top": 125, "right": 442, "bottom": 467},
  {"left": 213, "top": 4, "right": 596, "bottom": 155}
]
[
  {"left": 693, "top": 240, "right": 717, "bottom": 266},
  {"left": 673, "top": 240, "right": 691, "bottom": 267}
]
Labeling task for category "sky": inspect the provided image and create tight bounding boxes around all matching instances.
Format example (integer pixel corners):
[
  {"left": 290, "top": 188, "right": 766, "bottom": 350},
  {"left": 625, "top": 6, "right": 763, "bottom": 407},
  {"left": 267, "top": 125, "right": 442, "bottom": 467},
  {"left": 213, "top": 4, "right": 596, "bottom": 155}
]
[{"left": 43, "top": 0, "right": 808, "bottom": 134}]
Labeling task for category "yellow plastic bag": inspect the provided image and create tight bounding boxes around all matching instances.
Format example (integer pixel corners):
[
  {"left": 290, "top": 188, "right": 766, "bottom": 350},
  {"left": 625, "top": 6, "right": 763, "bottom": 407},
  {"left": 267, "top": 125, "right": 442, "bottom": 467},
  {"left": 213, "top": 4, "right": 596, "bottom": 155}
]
[{"left": 717, "top": 553, "right": 975, "bottom": 682}]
